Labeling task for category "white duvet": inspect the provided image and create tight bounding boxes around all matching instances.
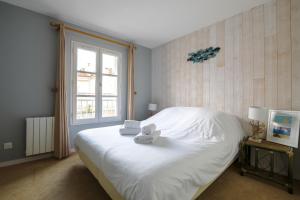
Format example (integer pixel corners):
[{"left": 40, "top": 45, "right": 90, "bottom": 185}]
[{"left": 75, "top": 107, "right": 245, "bottom": 200}]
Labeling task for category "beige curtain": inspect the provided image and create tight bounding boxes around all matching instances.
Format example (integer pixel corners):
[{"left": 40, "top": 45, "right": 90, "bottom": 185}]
[
  {"left": 127, "top": 44, "right": 135, "bottom": 120},
  {"left": 54, "top": 24, "right": 70, "bottom": 159}
]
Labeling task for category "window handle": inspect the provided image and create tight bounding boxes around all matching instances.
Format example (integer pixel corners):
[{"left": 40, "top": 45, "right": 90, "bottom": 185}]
[{"left": 99, "top": 82, "right": 102, "bottom": 87}]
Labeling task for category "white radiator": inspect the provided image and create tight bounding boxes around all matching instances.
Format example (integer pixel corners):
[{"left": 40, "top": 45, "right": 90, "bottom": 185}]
[{"left": 26, "top": 117, "right": 55, "bottom": 156}]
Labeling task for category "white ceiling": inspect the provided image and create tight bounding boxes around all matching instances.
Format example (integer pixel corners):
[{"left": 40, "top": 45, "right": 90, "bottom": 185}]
[{"left": 1, "top": 0, "right": 270, "bottom": 48}]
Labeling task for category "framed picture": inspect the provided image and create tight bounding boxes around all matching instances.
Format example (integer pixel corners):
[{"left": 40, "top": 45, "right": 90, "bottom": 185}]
[{"left": 267, "top": 110, "right": 300, "bottom": 148}]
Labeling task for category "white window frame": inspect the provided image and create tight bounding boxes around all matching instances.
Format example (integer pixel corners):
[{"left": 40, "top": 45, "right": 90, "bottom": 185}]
[
  {"left": 70, "top": 40, "right": 122, "bottom": 125},
  {"left": 100, "top": 48, "right": 122, "bottom": 123}
]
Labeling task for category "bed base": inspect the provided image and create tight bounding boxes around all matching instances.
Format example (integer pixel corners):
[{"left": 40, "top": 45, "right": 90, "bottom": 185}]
[{"left": 77, "top": 149, "right": 214, "bottom": 200}]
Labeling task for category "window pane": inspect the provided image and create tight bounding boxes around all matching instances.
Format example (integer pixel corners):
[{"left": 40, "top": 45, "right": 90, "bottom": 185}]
[
  {"left": 77, "top": 48, "right": 96, "bottom": 73},
  {"left": 76, "top": 96, "right": 96, "bottom": 120},
  {"left": 102, "top": 53, "right": 118, "bottom": 75},
  {"left": 77, "top": 72, "right": 96, "bottom": 95},
  {"left": 102, "top": 97, "right": 117, "bottom": 117},
  {"left": 102, "top": 75, "right": 117, "bottom": 96}
]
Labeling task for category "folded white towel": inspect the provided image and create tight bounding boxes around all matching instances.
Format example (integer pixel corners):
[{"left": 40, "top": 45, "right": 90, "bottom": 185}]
[
  {"left": 142, "top": 124, "right": 157, "bottom": 135},
  {"left": 124, "top": 120, "right": 141, "bottom": 129},
  {"left": 134, "top": 130, "right": 161, "bottom": 144},
  {"left": 119, "top": 127, "right": 141, "bottom": 135}
]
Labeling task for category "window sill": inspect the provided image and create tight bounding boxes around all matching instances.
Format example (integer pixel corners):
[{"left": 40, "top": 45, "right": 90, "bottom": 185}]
[{"left": 70, "top": 117, "right": 123, "bottom": 126}]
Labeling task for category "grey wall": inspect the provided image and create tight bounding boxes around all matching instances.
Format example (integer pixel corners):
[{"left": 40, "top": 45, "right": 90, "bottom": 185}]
[
  {"left": 0, "top": 2, "right": 152, "bottom": 162},
  {"left": 0, "top": 2, "right": 57, "bottom": 162},
  {"left": 134, "top": 45, "right": 152, "bottom": 120}
]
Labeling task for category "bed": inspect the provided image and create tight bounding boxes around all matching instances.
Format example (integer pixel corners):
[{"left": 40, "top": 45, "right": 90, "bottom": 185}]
[{"left": 75, "top": 107, "right": 245, "bottom": 200}]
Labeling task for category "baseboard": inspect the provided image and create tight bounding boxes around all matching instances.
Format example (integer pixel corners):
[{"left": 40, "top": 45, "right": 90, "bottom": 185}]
[
  {"left": 0, "top": 153, "right": 53, "bottom": 168},
  {"left": 0, "top": 148, "right": 77, "bottom": 168}
]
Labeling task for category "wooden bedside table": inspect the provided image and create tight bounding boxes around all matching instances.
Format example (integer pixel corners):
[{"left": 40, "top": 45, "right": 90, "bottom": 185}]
[{"left": 239, "top": 138, "right": 294, "bottom": 194}]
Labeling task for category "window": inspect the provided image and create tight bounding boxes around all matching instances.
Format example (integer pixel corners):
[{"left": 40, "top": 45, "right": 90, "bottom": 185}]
[{"left": 71, "top": 41, "right": 121, "bottom": 124}]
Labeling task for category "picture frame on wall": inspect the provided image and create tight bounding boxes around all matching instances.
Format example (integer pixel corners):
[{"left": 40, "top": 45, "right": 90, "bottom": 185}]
[{"left": 267, "top": 110, "right": 300, "bottom": 148}]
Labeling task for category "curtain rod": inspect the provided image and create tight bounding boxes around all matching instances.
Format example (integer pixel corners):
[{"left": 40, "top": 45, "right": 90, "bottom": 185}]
[{"left": 50, "top": 22, "right": 133, "bottom": 48}]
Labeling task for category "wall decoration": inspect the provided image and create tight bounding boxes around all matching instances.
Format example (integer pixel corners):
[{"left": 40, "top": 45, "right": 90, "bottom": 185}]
[
  {"left": 187, "top": 47, "right": 220, "bottom": 63},
  {"left": 267, "top": 110, "right": 300, "bottom": 148}
]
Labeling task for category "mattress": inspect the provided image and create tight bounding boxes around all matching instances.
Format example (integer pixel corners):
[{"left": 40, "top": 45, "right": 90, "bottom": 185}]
[
  {"left": 76, "top": 148, "right": 214, "bottom": 200},
  {"left": 75, "top": 107, "right": 245, "bottom": 200}
]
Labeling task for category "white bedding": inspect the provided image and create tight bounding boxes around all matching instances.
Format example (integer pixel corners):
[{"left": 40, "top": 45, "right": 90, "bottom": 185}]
[{"left": 75, "top": 107, "right": 245, "bottom": 200}]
